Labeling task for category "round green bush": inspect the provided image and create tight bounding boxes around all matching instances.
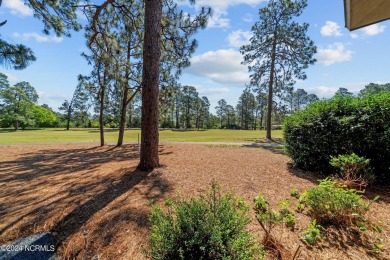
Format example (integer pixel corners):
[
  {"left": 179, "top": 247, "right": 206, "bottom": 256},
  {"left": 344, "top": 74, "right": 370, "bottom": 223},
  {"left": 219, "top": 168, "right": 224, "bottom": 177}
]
[
  {"left": 283, "top": 92, "right": 390, "bottom": 181},
  {"left": 146, "top": 184, "right": 265, "bottom": 259}
]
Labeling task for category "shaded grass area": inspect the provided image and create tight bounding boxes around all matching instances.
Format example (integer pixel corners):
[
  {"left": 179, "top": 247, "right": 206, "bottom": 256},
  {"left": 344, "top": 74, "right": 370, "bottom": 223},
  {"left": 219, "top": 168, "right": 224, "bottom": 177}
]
[{"left": 0, "top": 128, "right": 283, "bottom": 145}]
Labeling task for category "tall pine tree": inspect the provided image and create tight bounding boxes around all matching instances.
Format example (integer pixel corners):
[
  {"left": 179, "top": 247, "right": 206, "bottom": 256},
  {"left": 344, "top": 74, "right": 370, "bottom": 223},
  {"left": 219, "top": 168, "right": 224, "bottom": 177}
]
[{"left": 241, "top": 0, "right": 316, "bottom": 139}]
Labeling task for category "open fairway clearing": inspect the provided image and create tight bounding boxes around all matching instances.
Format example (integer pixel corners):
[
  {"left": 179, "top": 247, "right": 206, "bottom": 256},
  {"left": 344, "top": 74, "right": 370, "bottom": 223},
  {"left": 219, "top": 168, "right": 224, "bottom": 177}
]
[
  {"left": 0, "top": 128, "right": 283, "bottom": 145},
  {"left": 0, "top": 144, "right": 389, "bottom": 259}
]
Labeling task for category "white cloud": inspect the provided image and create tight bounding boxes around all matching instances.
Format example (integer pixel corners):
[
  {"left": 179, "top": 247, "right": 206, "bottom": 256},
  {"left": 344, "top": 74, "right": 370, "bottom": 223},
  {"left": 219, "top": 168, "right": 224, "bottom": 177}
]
[
  {"left": 196, "top": 86, "right": 230, "bottom": 95},
  {"left": 320, "top": 21, "right": 343, "bottom": 37},
  {"left": 13, "top": 32, "right": 63, "bottom": 43},
  {"left": 306, "top": 86, "right": 339, "bottom": 97},
  {"left": 242, "top": 13, "right": 253, "bottom": 23},
  {"left": 350, "top": 33, "right": 359, "bottom": 39},
  {"left": 185, "top": 49, "right": 249, "bottom": 86},
  {"left": 207, "top": 9, "right": 230, "bottom": 28},
  {"left": 227, "top": 30, "right": 252, "bottom": 48},
  {"left": 3, "top": 0, "right": 32, "bottom": 16},
  {"left": 181, "top": 0, "right": 267, "bottom": 28},
  {"left": 316, "top": 43, "right": 353, "bottom": 66},
  {"left": 306, "top": 82, "right": 366, "bottom": 98},
  {"left": 361, "top": 24, "right": 385, "bottom": 36},
  {"left": 37, "top": 91, "right": 70, "bottom": 100}
]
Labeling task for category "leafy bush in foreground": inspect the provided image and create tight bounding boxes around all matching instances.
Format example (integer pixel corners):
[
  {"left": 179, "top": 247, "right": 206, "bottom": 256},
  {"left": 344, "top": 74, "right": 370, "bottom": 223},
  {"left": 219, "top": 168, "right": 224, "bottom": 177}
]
[
  {"left": 146, "top": 183, "right": 265, "bottom": 260},
  {"left": 298, "top": 178, "right": 367, "bottom": 225},
  {"left": 284, "top": 93, "right": 390, "bottom": 181}
]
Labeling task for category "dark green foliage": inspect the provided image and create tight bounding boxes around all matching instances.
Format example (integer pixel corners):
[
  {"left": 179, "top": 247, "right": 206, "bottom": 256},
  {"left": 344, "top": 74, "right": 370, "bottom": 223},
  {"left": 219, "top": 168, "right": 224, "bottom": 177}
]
[
  {"left": 147, "top": 183, "right": 264, "bottom": 260},
  {"left": 298, "top": 178, "right": 367, "bottom": 225},
  {"left": 284, "top": 93, "right": 390, "bottom": 181}
]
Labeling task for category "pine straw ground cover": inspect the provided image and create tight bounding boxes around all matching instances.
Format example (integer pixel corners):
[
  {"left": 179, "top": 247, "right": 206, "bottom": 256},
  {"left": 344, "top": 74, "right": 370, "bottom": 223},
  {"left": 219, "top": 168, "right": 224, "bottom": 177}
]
[{"left": 0, "top": 144, "right": 388, "bottom": 259}]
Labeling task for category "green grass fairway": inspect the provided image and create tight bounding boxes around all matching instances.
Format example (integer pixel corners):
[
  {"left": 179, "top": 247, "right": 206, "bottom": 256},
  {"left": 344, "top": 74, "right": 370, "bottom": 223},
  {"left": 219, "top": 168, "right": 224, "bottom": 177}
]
[{"left": 0, "top": 128, "right": 283, "bottom": 145}]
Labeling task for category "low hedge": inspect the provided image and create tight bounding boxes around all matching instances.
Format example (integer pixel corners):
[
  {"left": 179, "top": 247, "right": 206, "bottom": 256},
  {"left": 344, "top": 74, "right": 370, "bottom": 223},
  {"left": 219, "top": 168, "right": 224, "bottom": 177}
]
[{"left": 283, "top": 92, "right": 390, "bottom": 181}]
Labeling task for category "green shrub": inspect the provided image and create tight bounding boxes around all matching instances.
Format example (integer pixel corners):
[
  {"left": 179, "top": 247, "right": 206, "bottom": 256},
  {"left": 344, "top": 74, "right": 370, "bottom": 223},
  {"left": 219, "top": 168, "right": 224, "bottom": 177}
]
[
  {"left": 298, "top": 178, "right": 367, "bottom": 225},
  {"left": 290, "top": 188, "right": 299, "bottom": 198},
  {"left": 330, "top": 153, "right": 374, "bottom": 188},
  {"left": 302, "top": 220, "right": 322, "bottom": 245},
  {"left": 278, "top": 200, "right": 295, "bottom": 229},
  {"left": 147, "top": 183, "right": 265, "bottom": 260},
  {"left": 283, "top": 93, "right": 390, "bottom": 181}
]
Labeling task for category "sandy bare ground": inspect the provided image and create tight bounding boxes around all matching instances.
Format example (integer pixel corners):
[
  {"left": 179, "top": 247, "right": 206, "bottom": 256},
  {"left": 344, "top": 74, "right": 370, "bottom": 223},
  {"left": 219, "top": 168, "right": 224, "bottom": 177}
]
[{"left": 0, "top": 144, "right": 388, "bottom": 259}]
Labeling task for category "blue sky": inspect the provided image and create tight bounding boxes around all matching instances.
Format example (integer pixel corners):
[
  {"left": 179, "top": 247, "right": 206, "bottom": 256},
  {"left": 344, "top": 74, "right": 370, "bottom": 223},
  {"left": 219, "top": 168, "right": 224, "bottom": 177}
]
[{"left": 1, "top": 0, "right": 390, "bottom": 113}]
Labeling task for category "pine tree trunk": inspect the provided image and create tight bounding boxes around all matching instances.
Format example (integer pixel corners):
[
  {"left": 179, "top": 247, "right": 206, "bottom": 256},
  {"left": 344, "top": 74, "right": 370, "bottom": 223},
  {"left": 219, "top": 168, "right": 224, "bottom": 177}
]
[
  {"left": 118, "top": 38, "right": 132, "bottom": 147},
  {"left": 266, "top": 36, "right": 277, "bottom": 140},
  {"left": 117, "top": 86, "right": 128, "bottom": 147},
  {"left": 128, "top": 103, "right": 132, "bottom": 129},
  {"left": 138, "top": 0, "right": 162, "bottom": 171},
  {"left": 175, "top": 102, "right": 180, "bottom": 129},
  {"left": 260, "top": 110, "right": 264, "bottom": 129},
  {"left": 99, "top": 88, "right": 105, "bottom": 146}
]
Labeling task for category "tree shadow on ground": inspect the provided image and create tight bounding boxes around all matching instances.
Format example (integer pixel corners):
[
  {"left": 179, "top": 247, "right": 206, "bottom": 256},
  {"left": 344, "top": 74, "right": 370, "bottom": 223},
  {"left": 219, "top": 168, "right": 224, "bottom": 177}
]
[
  {"left": 286, "top": 163, "right": 328, "bottom": 186},
  {"left": 0, "top": 144, "right": 173, "bottom": 254},
  {"left": 0, "top": 128, "right": 44, "bottom": 133},
  {"left": 242, "top": 144, "right": 286, "bottom": 155},
  {"left": 87, "top": 129, "right": 121, "bottom": 133},
  {"left": 245, "top": 138, "right": 284, "bottom": 144}
]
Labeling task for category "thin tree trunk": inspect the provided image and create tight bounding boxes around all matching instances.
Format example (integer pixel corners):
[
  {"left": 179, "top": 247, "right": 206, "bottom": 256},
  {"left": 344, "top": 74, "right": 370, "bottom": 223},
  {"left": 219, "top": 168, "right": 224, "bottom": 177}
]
[
  {"left": 260, "top": 110, "right": 264, "bottom": 129},
  {"left": 138, "top": 0, "right": 162, "bottom": 171},
  {"left": 128, "top": 102, "right": 132, "bottom": 129},
  {"left": 99, "top": 88, "right": 105, "bottom": 146},
  {"left": 186, "top": 104, "right": 190, "bottom": 129},
  {"left": 98, "top": 63, "right": 106, "bottom": 147},
  {"left": 117, "top": 38, "right": 132, "bottom": 147},
  {"left": 175, "top": 105, "right": 180, "bottom": 128},
  {"left": 117, "top": 86, "right": 128, "bottom": 147},
  {"left": 266, "top": 36, "right": 277, "bottom": 140},
  {"left": 66, "top": 107, "right": 71, "bottom": 131}
]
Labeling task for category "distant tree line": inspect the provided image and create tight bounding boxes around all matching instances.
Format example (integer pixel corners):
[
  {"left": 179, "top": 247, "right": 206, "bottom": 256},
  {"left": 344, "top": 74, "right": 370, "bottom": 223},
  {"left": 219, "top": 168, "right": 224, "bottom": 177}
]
[
  {"left": 3, "top": 69, "right": 388, "bottom": 132},
  {"left": 0, "top": 73, "right": 56, "bottom": 129}
]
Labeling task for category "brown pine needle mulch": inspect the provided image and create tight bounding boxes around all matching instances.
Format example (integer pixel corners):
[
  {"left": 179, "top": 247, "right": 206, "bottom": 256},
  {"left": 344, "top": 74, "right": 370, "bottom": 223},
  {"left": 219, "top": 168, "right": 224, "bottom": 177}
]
[{"left": 0, "top": 143, "right": 389, "bottom": 259}]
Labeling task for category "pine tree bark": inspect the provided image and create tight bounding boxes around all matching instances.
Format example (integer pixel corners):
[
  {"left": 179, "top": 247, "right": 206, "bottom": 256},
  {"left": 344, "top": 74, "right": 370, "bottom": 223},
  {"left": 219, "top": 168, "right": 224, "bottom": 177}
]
[
  {"left": 138, "top": 0, "right": 162, "bottom": 171},
  {"left": 266, "top": 35, "right": 277, "bottom": 140},
  {"left": 117, "top": 39, "right": 132, "bottom": 147},
  {"left": 128, "top": 102, "right": 132, "bottom": 129},
  {"left": 175, "top": 103, "right": 180, "bottom": 129},
  {"left": 117, "top": 86, "right": 128, "bottom": 147},
  {"left": 99, "top": 87, "right": 105, "bottom": 146},
  {"left": 66, "top": 107, "right": 71, "bottom": 131},
  {"left": 98, "top": 64, "right": 106, "bottom": 147}
]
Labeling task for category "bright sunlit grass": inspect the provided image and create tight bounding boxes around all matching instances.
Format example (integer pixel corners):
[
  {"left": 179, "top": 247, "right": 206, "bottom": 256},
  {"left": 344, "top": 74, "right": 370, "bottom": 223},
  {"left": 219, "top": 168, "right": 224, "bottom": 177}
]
[{"left": 0, "top": 128, "right": 283, "bottom": 145}]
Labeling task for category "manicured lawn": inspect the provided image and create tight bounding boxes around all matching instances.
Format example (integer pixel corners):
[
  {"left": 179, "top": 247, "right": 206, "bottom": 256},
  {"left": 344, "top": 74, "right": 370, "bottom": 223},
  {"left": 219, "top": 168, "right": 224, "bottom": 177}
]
[{"left": 0, "top": 128, "right": 283, "bottom": 144}]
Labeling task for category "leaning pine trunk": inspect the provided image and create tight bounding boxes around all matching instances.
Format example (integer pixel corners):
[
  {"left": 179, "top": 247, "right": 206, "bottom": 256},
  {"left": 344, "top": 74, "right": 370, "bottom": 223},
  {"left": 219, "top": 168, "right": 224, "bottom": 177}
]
[{"left": 138, "top": 0, "right": 162, "bottom": 171}]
